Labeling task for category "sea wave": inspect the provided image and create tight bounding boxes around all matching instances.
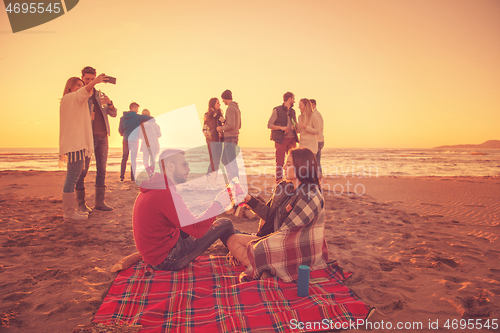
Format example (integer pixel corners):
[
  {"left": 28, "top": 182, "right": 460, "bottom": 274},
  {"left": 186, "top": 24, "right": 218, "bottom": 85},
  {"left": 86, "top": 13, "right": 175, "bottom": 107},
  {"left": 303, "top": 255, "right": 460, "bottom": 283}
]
[{"left": 1, "top": 148, "right": 500, "bottom": 177}]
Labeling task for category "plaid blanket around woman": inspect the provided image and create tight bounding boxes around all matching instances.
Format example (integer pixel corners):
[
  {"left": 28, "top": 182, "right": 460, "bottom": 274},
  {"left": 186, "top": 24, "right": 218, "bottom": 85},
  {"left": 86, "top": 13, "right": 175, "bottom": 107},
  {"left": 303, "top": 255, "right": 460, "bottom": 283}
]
[{"left": 247, "top": 183, "right": 328, "bottom": 282}]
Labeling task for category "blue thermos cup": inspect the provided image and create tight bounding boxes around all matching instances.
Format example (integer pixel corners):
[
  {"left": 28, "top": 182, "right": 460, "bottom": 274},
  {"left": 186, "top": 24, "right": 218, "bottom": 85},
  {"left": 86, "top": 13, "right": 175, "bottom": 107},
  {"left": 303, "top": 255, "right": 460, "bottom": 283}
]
[{"left": 297, "top": 265, "right": 310, "bottom": 297}]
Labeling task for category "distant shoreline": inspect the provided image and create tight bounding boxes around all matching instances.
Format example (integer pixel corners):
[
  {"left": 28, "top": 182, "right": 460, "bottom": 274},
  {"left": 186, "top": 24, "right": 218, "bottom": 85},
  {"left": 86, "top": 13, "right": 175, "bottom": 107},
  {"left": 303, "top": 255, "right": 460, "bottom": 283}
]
[{"left": 434, "top": 139, "right": 500, "bottom": 149}]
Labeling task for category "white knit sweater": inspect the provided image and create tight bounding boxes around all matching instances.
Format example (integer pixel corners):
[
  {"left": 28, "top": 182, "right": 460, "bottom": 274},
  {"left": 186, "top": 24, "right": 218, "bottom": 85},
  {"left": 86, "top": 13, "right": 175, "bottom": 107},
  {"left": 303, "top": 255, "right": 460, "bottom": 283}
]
[{"left": 59, "top": 87, "right": 93, "bottom": 159}]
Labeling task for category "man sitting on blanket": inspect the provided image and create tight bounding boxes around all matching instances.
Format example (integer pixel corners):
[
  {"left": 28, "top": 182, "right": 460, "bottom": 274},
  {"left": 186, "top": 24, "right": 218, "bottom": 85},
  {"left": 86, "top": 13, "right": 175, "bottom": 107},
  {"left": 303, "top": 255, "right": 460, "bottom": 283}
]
[{"left": 133, "top": 149, "right": 235, "bottom": 271}]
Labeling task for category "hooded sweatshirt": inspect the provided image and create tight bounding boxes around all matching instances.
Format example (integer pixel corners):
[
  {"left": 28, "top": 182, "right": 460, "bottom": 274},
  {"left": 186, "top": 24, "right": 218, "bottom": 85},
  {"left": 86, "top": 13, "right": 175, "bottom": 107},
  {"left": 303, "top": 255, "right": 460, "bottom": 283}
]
[
  {"left": 221, "top": 101, "right": 241, "bottom": 137},
  {"left": 132, "top": 174, "right": 221, "bottom": 266},
  {"left": 118, "top": 111, "right": 152, "bottom": 141}
]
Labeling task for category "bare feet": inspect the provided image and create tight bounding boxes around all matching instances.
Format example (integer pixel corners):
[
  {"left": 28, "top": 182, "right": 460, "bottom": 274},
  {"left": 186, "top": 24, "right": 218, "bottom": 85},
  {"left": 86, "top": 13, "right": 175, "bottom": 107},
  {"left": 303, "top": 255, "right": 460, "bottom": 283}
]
[
  {"left": 239, "top": 266, "right": 254, "bottom": 283},
  {"left": 239, "top": 267, "right": 274, "bottom": 282}
]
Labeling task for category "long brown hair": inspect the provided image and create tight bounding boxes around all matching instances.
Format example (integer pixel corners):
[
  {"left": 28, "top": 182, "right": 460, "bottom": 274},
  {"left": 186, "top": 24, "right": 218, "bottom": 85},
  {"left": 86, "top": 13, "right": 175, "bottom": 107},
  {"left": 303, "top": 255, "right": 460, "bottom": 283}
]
[
  {"left": 290, "top": 147, "right": 320, "bottom": 187},
  {"left": 299, "top": 98, "right": 314, "bottom": 125},
  {"left": 207, "top": 97, "right": 220, "bottom": 117},
  {"left": 62, "top": 77, "right": 84, "bottom": 97}
]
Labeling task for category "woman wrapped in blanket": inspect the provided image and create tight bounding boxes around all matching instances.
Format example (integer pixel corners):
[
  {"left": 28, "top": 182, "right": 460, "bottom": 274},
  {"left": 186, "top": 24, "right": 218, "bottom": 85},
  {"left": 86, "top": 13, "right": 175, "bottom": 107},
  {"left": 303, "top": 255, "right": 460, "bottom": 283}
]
[
  {"left": 59, "top": 74, "right": 106, "bottom": 220},
  {"left": 226, "top": 147, "right": 329, "bottom": 282}
]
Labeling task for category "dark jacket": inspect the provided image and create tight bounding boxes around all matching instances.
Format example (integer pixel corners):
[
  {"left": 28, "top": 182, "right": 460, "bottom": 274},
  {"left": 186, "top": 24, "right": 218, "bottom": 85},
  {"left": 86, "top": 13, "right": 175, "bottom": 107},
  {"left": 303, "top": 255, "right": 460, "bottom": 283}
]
[
  {"left": 246, "top": 180, "right": 299, "bottom": 237},
  {"left": 118, "top": 111, "right": 152, "bottom": 141},
  {"left": 270, "top": 104, "right": 299, "bottom": 144},
  {"left": 203, "top": 109, "right": 224, "bottom": 142}
]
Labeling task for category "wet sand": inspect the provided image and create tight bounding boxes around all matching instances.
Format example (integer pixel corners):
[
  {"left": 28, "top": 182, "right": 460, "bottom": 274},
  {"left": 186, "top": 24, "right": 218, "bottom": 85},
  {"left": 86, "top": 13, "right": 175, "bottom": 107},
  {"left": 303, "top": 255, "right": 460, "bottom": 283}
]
[{"left": 0, "top": 171, "right": 499, "bottom": 332}]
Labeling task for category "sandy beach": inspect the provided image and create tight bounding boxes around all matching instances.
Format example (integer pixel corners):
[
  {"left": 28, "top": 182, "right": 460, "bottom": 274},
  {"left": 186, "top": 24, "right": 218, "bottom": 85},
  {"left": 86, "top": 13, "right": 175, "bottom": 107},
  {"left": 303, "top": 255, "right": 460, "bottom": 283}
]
[{"left": 1, "top": 171, "right": 499, "bottom": 332}]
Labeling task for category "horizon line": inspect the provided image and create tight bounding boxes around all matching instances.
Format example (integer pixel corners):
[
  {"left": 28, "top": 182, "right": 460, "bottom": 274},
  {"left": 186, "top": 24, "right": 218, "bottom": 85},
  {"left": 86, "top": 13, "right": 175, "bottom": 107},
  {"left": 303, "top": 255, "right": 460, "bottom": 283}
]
[{"left": 0, "top": 146, "right": 490, "bottom": 150}]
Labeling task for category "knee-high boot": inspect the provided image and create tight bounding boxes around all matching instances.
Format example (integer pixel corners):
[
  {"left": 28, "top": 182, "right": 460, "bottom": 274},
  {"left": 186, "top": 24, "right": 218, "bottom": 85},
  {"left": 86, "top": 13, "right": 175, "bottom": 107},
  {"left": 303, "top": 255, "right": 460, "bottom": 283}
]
[
  {"left": 75, "top": 189, "right": 92, "bottom": 213},
  {"left": 95, "top": 186, "right": 114, "bottom": 211},
  {"left": 62, "top": 192, "right": 88, "bottom": 220}
]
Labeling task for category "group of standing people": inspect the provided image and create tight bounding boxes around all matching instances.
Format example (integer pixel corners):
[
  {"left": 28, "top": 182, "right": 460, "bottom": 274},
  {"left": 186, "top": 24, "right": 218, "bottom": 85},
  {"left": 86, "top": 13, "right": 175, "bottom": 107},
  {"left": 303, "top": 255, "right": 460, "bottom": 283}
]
[
  {"left": 268, "top": 92, "right": 324, "bottom": 182},
  {"left": 202, "top": 91, "right": 325, "bottom": 189}
]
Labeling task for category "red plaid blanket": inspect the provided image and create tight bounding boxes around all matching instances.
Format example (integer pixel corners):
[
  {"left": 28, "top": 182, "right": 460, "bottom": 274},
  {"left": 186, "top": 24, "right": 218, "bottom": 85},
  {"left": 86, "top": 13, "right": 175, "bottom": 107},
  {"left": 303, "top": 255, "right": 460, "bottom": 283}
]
[{"left": 93, "top": 256, "right": 372, "bottom": 333}]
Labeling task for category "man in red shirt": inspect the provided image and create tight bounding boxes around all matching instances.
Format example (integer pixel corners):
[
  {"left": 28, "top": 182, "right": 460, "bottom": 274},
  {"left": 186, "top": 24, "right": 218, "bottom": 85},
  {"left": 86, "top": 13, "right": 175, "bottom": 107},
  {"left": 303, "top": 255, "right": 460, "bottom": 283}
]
[{"left": 133, "top": 149, "right": 235, "bottom": 271}]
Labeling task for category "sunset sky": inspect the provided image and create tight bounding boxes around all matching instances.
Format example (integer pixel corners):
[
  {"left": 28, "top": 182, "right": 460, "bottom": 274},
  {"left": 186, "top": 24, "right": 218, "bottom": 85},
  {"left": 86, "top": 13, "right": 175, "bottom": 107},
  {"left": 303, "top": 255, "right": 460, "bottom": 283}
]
[{"left": 0, "top": 0, "right": 499, "bottom": 149}]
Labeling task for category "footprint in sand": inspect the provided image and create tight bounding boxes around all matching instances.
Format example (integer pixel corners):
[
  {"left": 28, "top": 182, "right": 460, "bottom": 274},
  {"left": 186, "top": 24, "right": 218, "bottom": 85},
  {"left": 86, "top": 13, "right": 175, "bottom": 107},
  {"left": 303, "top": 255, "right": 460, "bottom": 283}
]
[
  {"left": 378, "top": 260, "right": 401, "bottom": 272},
  {"left": 9, "top": 183, "right": 28, "bottom": 189},
  {"left": 484, "top": 249, "right": 500, "bottom": 259},
  {"left": 459, "top": 291, "right": 495, "bottom": 318},
  {"left": 433, "top": 256, "right": 459, "bottom": 268},
  {"left": 441, "top": 275, "right": 469, "bottom": 285},
  {"left": 84, "top": 271, "right": 112, "bottom": 284},
  {"left": 488, "top": 268, "right": 500, "bottom": 276},
  {"left": 33, "top": 269, "right": 59, "bottom": 281},
  {"left": 379, "top": 300, "right": 405, "bottom": 314}
]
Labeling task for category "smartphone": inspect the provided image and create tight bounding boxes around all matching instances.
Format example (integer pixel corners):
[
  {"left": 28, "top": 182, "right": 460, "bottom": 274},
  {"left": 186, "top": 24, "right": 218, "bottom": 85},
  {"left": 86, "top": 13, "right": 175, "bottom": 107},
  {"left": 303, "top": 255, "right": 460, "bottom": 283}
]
[{"left": 104, "top": 76, "right": 116, "bottom": 84}]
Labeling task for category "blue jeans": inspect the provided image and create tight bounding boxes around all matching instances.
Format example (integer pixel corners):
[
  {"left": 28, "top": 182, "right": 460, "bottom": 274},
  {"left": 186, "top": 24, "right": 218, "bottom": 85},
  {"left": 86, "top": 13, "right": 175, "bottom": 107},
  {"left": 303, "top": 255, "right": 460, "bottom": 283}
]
[
  {"left": 76, "top": 136, "right": 109, "bottom": 190},
  {"left": 153, "top": 218, "right": 235, "bottom": 271},
  {"left": 317, "top": 141, "right": 324, "bottom": 173},
  {"left": 64, "top": 159, "right": 84, "bottom": 193},
  {"left": 206, "top": 141, "right": 223, "bottom": 174},
  {"left": 120, "top": 139, "right": 139, "bottom": 181},
  {"left": 221, "top": 137, "right": 239, "bottom": 181},
  {"left": 142, "top": 148, "right": 159, "bottom": 172}
]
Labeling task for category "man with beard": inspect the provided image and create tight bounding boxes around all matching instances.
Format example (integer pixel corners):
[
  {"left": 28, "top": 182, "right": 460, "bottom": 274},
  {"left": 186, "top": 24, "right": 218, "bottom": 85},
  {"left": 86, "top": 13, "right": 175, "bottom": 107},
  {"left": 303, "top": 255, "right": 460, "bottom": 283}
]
[
  {"left": 132, "top": 149, "right": 235, "bottom": 271},
  {"left": 75, "top": 66, "right": 117, "bottom": 212},
  {"left": 268, "top": 92, "right": 299, "bottom": 182}
]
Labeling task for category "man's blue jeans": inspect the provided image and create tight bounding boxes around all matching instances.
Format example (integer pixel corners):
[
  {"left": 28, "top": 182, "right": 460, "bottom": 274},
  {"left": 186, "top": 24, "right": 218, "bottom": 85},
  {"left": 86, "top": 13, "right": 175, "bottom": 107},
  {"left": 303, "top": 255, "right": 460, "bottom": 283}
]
[
  {"left": 120, "top": 139, "right": 139, "bottom": 181},
  {"left": 221, "top": 137, "right": 239, "bottom": 181},
  {"left": 316, "top": 141, "right": 324, "bottom": 173},
  {"left": 76, "top": 136, "right": 109, "bottom": 190}
]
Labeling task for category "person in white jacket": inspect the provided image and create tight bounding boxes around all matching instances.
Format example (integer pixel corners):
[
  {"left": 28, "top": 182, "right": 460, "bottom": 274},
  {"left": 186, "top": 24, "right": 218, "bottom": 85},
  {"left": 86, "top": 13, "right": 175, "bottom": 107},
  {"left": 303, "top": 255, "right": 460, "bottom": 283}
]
[
  {"left": 310, "top": 99, "right": 324, "bottom": 173},
  {"left": 296, "top": 98, "right": 320, "bottom": 155},
  {"left": 59, "top": 74, "right": 105, "bottom": 220},
  {"left": 139, "top": 109, "right": 162, "bottom": 176}
]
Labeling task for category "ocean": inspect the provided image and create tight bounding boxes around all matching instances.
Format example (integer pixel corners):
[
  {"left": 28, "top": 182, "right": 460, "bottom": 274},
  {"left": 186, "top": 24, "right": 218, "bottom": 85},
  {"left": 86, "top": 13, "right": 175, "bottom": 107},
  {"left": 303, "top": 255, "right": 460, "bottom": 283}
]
[{"left": 1, "top": 147, "right": 499, "bottom": 177}]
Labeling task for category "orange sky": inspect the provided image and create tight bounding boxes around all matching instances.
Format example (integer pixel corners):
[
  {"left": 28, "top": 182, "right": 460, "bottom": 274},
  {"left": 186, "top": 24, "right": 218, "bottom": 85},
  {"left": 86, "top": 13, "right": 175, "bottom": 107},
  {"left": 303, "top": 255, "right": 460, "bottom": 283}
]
[{"left": 0, "top": 0, "right": 499, "bottom": 148}]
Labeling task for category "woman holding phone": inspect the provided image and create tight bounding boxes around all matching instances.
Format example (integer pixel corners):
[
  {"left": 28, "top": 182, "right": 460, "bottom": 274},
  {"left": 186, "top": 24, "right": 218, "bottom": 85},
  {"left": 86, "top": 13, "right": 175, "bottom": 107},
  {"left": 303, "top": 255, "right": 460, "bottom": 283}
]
[{"left": 59, "top": 74, "right": 105, "bottom": 220}]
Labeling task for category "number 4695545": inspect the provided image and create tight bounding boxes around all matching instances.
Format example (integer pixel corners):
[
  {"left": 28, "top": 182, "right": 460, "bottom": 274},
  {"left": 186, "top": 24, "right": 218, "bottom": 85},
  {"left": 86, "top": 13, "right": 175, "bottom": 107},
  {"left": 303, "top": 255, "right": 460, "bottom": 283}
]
[
  {"left": 443, "top": 318, "right": 498, "bottom": 330},
  {"left": 6, "top": 2, "right": 61, "bottom": 14}
]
